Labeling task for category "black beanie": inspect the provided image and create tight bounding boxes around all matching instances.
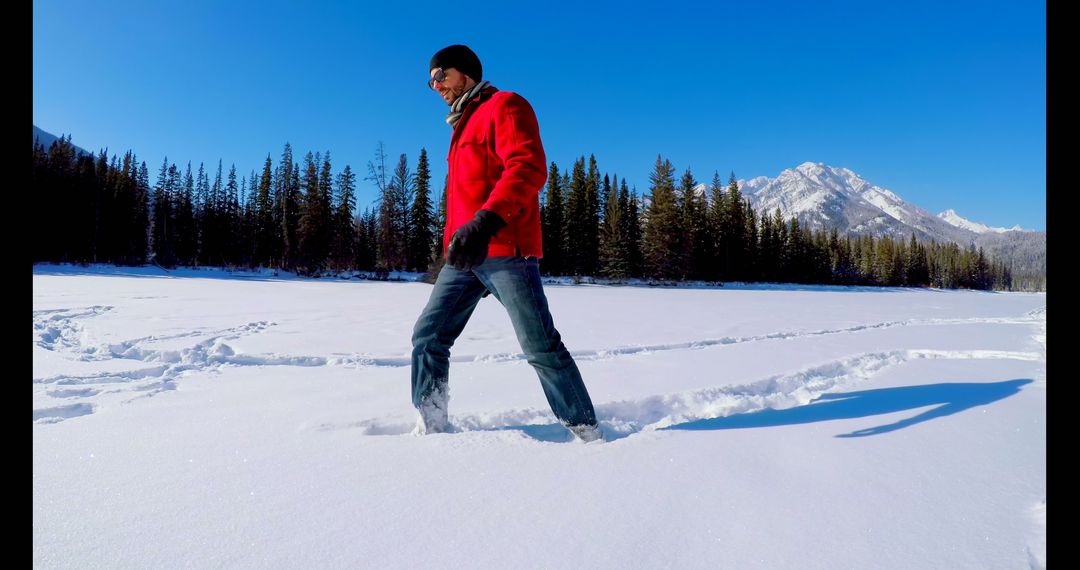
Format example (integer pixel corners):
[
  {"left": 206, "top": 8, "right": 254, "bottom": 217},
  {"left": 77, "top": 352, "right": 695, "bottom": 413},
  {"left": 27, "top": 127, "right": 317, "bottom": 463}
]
[{"left": 429, "top": 44, "right": 483, "bottom": 83}]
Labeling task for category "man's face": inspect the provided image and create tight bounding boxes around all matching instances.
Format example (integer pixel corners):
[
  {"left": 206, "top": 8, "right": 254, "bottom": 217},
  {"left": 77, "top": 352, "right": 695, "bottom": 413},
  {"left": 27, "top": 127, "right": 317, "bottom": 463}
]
[{"left": 430, "top": 67, "right": 472, "bottom": 106}]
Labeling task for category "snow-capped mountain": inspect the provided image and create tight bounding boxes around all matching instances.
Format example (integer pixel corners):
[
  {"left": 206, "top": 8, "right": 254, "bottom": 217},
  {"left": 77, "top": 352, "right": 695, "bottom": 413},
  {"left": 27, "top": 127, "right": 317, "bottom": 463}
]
[
  {"left": 730, "top": 161, "right": 1043, "bottom": 275},
  {"left": 937, "top": 209, "right": 1025, "bottom": 234},
  {"left": 736, "top": 161, "right": 1030, "bottom": 244}
]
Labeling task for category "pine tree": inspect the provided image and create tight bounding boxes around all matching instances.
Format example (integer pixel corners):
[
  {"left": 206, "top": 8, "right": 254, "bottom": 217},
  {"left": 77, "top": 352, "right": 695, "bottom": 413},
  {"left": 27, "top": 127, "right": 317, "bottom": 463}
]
[
  {"left": 150, "top": 158, "right": 168, "bottom": 264},
  {"left": 107, "top": 152, "right": 133, "bottom": 264},
  {"left": 75, "top": 141, "right": 97, "bottom": 261},
  {"left": 562, "top": 169, "right": 573, "bottom": 267},
  {"left": 679, "top": 167, "right": 707, "bottom": 280},
  {"left": 317, "top": 151, "right": 336, "bottom": 270},
  {"left": 723, "top": 172, "right": 746, "bottom": 281},
  {"left": 175, "top": 163, "right": 197, "bottom": 265},
  {"left": 614, "top": 178, "right": 635, "bottom": 277},
  {"left": 254, "top": 156, "right": 275, "bottom": 267},
  {"left": 810, "top": 228, "right": 830, "bottom": 284},
  {"left": 436, "top": 177, "right": 448, "bottom": 258},
  {"left": 905, "top": 233, "right": 929, "bottom": 287},
  {"left": 210, "top": 161, "right": 225, "bottom": 265},
  {"left": 90, "top": 150, "right": 109, "bottom": 263},
  {"left": 584, "top": 155, "right": 601, "bottom": 275},
  {"left": 331, "top": 164, "right": 357, "bottom": 272},
  {"left": 195, "top": 163, "right": 211, "bottom": 265},
  {"left": 390, "top": 153, "right": 414, "bottom": 271},
  {"left": 280, "top": 148, "right": 311, "bottom": 269},
  {"left": 626, "top": 184, "right": 643, "bottom": 278},
  {"left": 744, "top": 199, "right": 759, "bottom": 282},
  {"left": 170, "top": 163, "right": 188, "bottom": 265},
  {"left": 764, "top": 207, "right": 781, "bottom": 282},
  {"left": 774, "top": 210, "right": 790, "bottom": 282},
  {"left": 32, "top": 138, "right": 51, "bottom": 261},
  {"left": 408, "top": 149, "right": 435, "bottom": 271},
  {"left": 133, "top": 161, "right": 150, "bottom": 264},
  {"left": 828, "top": 227, "right": 855, "bottom": 285},
  {"left": 705, "top": 172, "right": 725, "bottom": 281},
  {"left": 642, "top": 155, "right": 681, "bottom": 280},
  {"left": 874, "top": 236, "right": 896, "bottom": 285},
  {"left": 45, "top": 136, "right": 80, "bottom": 261},
  {"left": 289, "top": 164, "right": 301, "bottom": 265},
  {"left": 195, "top": 163, "right": 210, "bottom": 263},
  {"left": 565, "top": 157, "right": 589, "bottom": 275},
  {"left": 242, "top": 172, "right": 255, "bottom": 265},
  {"left": 296, "top": 152, "right": 322, "bottom": 274},
  {"left": 540, "top": 162, "right": 566, "bottom": 275},
  {"left": 151, "top": 159, "right": 174, "bottom": 266},
  {"left": 972, "top": 245, "right": 992, "bottom": 290},
  {"left": 789, "top": 218, "right": 807, "bottom": 283},
  {"left": 274, "top": 144, "right": 294, "bottom": 267},
  {"left": 859, "top": 234, "right": 877, "bottom": 284},
  {"left": 69, "top": 149, "right": 94, "bottom": 261},
  {"left": 223, "top": 164, "right": 240, "bottom": 266},
  {"left": 242, "top": 173, "right": 255, "bottom": 265},
  {"left": 599, "top": 172, "right": 628, "bottom": 279}
]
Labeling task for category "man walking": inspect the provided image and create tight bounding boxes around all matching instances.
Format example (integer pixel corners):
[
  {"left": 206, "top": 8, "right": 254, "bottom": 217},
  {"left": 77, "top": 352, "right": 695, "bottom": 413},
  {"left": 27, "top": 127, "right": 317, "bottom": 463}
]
[{"left": 411, "top": 44, "right": 601, "bottom": 443}]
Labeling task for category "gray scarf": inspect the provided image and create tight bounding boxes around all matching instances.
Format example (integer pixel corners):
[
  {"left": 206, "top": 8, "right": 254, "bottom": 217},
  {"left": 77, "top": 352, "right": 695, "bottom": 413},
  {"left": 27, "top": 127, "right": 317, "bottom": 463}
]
[{"left": 446, "top": 80, "right": 493, "bottom": 128}]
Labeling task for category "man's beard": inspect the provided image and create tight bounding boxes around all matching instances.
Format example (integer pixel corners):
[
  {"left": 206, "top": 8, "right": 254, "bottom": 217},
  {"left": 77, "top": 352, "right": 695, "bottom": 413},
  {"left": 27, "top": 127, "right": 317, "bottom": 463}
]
[{"left": 445, "top": 85, "right": 467, "bottom": 105}]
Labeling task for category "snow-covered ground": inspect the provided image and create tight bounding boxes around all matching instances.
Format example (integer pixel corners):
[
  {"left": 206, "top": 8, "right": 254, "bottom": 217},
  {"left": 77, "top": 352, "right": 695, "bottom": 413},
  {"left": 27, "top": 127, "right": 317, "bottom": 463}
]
[{"left": 33, "top": 264, "right": 1046, "bottom": 569}]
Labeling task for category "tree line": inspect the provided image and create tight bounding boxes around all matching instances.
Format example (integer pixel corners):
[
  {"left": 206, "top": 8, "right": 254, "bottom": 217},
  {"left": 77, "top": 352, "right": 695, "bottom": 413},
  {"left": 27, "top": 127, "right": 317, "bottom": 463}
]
[{"left": 32, "top": 136, "right": 1024, "bottom": 291}]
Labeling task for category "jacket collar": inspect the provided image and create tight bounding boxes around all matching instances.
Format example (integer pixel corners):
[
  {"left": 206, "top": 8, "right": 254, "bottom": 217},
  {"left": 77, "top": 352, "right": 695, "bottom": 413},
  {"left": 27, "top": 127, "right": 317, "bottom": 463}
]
[{"left": 451, "top": 86, "right": 499, "bottom": 141}]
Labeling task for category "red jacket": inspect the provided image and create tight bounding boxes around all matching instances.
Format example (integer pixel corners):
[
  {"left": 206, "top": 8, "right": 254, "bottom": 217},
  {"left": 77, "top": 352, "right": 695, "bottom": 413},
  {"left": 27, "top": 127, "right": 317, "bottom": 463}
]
[{"left": 443, "top": 87, "right": 547, "bottom": 258}]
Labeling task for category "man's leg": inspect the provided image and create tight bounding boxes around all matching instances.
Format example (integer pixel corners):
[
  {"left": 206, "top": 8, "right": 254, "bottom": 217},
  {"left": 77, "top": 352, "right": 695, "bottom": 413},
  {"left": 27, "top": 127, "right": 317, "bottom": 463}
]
[
  {"left": 411, "top": 263, "right": 488, "bottom": 432},
  {"left": 476, "top": 257, "right": 599, "bottom": 435}
]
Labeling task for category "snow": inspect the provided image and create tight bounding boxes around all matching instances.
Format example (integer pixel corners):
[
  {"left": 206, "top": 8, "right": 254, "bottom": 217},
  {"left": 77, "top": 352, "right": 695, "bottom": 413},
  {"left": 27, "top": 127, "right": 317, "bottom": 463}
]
[
  {"left": 862, "top": 188, "right": 913, "bottom": 224},
  {"left": 939, "top": 209, "right": 1025, "bottom": 234},
  {"left": 740, "top": 164, "right": 1029, "bottom": 240},
  {"left": 34, "top": 263, "right": 1046, "bottom": 569}
]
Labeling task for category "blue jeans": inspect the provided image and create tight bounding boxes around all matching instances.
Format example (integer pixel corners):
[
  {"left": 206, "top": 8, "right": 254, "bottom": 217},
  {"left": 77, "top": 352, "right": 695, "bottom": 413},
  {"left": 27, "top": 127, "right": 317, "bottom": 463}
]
[{"left": 411, "top": 256, "right": 597, "bottom": 427}]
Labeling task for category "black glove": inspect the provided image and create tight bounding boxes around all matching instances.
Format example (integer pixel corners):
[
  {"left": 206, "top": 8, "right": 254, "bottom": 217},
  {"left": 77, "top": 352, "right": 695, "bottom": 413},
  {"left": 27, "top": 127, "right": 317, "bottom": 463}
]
[{"left": 447, "top": 209, "right": 507, "bottom": 271}]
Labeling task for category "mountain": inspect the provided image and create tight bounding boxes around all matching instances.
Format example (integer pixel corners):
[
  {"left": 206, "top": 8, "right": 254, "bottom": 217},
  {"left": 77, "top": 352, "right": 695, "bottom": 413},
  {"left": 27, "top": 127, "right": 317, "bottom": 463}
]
[
  {"left": 734, "top": 161, "right": 1044, "bottom": 275},
  {"left": 33, "top": 125, "right": 91, "bottom": 157},
  {"left": 937, "top": 209, "right": 1025, "bottom": 234}
]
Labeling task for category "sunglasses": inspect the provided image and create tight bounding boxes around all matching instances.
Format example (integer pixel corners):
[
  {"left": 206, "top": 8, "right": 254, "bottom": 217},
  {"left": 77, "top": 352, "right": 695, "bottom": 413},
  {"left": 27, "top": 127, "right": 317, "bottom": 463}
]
[{"left": 428, "top": 68, "right": 449, "bottom": 90}]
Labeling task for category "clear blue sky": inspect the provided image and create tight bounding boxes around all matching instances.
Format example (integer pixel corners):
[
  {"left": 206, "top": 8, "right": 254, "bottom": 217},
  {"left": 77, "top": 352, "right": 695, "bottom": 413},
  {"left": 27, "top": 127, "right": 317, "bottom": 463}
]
[{"left": 34, "top": 0, "right": 1045, "bottom": 231}]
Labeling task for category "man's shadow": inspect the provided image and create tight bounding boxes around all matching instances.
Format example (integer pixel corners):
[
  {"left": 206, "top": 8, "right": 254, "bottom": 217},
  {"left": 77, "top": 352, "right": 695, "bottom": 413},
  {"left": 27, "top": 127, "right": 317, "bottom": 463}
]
[{"left": 662, "top": 379, "right": 1033, "bottom": 437}]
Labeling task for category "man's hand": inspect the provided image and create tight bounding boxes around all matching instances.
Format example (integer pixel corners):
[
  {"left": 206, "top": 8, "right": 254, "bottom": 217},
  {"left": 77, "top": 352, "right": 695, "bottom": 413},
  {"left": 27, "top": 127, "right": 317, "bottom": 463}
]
[{"left": 447, "top": 209, "right": 507, "bottom": 271}]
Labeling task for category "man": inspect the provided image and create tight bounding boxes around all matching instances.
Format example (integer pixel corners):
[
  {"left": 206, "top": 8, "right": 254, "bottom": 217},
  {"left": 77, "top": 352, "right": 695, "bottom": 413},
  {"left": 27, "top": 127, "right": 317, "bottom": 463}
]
[{"left": 411, "top": 44, "right": 602, "bottom": 443}]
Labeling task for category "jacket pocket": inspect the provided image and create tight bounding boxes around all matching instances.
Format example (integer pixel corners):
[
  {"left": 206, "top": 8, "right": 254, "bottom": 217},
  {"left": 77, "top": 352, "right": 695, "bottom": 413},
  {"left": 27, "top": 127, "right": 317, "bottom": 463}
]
[{"left": 455, "top": 135, "right": 489, "bottom": 182}]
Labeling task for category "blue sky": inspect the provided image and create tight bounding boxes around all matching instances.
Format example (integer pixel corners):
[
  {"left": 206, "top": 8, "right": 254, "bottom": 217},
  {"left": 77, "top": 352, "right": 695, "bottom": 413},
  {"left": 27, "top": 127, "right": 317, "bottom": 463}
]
[{"left": 34, "top": 0, "right": 1045, "bottom": 231}]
